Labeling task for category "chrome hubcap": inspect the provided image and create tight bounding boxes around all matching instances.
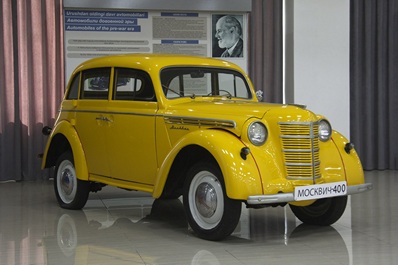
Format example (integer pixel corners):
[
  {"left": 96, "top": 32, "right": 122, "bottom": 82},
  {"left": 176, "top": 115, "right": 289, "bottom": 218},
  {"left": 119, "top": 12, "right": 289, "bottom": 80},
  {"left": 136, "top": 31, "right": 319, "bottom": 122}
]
[
  {"left": 195, "top": 182, "right": 217, "bottom": 218},
  {"left": 61, "top": 169, "right": 74, "bottom": 196},
  {"left": 188, "top": 170, "right": 224, "bottom": 229},
  {"left": 57, "top": 160, "right": 77, "bottom": 204}
]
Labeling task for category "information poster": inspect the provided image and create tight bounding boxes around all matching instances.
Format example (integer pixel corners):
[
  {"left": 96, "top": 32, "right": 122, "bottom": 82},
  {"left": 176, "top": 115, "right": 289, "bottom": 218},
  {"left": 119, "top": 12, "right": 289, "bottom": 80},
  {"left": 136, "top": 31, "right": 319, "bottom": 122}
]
[{"left": 64, "top": 9, "right": 248, "bottom": 80}]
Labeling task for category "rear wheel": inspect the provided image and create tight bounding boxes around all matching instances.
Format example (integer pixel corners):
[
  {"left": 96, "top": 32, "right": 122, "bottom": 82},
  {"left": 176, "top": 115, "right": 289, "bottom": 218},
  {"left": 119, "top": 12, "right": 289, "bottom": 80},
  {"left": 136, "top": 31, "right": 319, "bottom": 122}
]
[
  {"left": 289, "top": 196, "right": 348, "bottom": 225},
  {"left": 54, "top": 151, "right": 90, "bottom": 209},
  {"left": 183, "top": 162, "right": 241, "bottom": 241}
]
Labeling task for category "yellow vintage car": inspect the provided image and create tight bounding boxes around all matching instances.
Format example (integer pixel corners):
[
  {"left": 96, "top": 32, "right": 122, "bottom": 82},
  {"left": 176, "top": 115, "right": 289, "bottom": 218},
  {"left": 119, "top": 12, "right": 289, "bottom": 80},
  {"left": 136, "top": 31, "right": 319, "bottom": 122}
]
[{"left": 42, "top": 54, "right": 372, "bottom": 240}]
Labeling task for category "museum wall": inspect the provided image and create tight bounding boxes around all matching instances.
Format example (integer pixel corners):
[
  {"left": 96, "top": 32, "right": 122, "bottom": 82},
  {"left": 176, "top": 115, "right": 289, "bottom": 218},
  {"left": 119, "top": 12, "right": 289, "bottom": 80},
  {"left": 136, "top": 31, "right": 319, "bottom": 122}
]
[{"left": 285, "top": 0, "right": 350, "bottom": 138}]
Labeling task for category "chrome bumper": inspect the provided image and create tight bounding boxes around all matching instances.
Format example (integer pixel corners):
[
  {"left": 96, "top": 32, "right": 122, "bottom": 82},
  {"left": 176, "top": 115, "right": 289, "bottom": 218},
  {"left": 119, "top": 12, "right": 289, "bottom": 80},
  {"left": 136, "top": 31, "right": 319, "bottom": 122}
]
[{"left": 246, "top": 183, "right": 373, "bottom": 205}]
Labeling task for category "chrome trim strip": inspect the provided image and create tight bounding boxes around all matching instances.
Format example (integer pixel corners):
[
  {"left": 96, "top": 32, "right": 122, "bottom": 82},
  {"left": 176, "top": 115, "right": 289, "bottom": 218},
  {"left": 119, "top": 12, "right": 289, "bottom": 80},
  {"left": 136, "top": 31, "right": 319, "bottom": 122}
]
[
  {"left": 164, "top": 116, "right": 236, "bottom": 128},
  {"left": 247, "top": 193, "right": 294, "bottom": 204},
  {"left": 310, "top": 122, "right": 316, "bottom": 183},
  {"left": 286, "top": 175, "right": 321, "bottom": 180},
  {"left": 285, "top": 162, "right": 321, "bottom": 166},
  {"left": 282, "top": 149, "right": 320, "bottom": 153},
  {"left": 246, "top": 183, "right": 373, "bottom": 205},
  {"left": 62, "top": 109, "right": 157, "bottom": 117},
  {"left": 279, "top": 121, "right": 320, "bottom": 126},
  {"left": 280, "top": 135, "right": 319, "bottom": 139},
  {"left": 347, "top": 183, "right": 374, "bottom": 194},
  {"left": 61, "top": 109, "right": 237, "bottom": 128}
]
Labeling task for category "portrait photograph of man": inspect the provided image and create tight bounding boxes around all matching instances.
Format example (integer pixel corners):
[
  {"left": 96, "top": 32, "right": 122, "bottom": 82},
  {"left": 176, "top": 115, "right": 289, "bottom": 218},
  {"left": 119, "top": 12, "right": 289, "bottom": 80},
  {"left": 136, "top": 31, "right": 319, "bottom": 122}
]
[{"left": 212, "top": 14, "right": 244, "bottom": 58}]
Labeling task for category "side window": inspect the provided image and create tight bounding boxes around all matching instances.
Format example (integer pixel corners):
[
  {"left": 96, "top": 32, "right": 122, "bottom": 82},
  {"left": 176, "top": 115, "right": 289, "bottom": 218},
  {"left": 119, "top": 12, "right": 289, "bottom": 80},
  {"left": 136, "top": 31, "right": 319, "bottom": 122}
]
[
  {"left": 81, "top": 68, "right": 111, "bottom": 100},
  {"left": 66, "top": 73, "right": 80, "bottom": 100},
  {"left": 113, "top": 68, "right": 155, "bottom": 101}
]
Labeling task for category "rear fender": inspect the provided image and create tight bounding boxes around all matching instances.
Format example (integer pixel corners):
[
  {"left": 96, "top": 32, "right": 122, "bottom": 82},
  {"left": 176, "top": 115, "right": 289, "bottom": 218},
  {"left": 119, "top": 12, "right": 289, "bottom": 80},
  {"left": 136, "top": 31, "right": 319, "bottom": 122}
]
[{"left": 42, "top": 120, "right": 89, "bottom": 181}]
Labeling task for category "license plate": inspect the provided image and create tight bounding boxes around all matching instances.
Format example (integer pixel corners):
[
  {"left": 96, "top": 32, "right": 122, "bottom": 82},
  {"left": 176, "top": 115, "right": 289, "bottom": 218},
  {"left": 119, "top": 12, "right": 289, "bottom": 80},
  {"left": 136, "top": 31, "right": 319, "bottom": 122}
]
[{"left": 294, "top": 181, "right": 347, "bottom": 201}]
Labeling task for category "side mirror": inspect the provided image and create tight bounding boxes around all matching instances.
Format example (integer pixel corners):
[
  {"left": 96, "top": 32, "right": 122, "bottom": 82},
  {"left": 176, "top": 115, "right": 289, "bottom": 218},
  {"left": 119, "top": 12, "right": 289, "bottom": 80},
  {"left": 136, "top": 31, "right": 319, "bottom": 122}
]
[{"left": 256, "top": 90, "right": 263, "bottom": 102}]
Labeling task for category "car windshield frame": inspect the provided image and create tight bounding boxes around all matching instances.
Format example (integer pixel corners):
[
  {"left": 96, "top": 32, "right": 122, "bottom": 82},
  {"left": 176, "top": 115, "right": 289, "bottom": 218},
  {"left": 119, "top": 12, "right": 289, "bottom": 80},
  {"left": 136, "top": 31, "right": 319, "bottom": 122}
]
[{"left": 160, "top": 66, "right": 253, "bottom": 100}]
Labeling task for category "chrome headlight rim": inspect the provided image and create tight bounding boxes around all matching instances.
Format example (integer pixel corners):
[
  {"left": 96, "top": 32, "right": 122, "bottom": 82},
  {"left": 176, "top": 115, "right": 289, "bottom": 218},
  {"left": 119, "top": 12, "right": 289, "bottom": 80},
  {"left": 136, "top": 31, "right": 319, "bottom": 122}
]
[
  {"left": 248, "top": 121, "right": 268, "bottom": 146},
  {"left": 319, "top": 119, "right": 332, "bottom": 142}
]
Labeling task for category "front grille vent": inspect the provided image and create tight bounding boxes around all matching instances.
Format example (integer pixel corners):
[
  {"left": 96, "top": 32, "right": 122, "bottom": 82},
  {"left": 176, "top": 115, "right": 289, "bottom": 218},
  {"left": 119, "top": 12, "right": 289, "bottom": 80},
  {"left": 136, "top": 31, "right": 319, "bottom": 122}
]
[{"left": 279, "top": 122, "right": 321, "bottom": 182}]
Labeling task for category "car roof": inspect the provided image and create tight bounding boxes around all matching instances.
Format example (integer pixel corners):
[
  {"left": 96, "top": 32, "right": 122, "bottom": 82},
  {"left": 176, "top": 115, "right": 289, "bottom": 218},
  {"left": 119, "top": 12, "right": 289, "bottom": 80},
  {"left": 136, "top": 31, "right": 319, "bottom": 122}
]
[{"left": 73, "top": 53, "right": 243, "bottom": 73}]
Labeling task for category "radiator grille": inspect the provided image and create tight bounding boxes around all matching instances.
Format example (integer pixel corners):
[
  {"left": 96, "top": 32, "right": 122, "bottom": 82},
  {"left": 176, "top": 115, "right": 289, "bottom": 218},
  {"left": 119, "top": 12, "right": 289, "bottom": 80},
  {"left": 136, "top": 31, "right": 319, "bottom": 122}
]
[{"left": 279, "top": 122, "right": 321, "bottom": 182}]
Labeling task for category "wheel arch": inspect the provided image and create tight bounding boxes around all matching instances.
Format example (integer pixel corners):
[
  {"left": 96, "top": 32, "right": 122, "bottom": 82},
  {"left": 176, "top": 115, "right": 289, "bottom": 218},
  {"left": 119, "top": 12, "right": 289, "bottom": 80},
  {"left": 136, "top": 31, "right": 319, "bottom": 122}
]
[
  {"left": 157, "top": 145, "right": 217, "bottom": 199},
  {"left": 42, "top": 121, "right": 89, "bottom": 181},
  {"left": 153, "top": 129, "right": 263, "bottom": 200},
  {"left": 43, "top": 133, "right": 71, "bottom": 168}
]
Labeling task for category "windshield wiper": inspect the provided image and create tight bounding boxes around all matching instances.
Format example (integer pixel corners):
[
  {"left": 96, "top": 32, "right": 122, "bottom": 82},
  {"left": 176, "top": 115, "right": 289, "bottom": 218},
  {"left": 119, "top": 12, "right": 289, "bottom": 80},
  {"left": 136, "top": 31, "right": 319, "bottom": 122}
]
[
  {"left": 162, "top": 85, "right": 183, "bottom": 97},
  {"left": 205, "top": 90, "right": 232, "bottom": 99},
  {"left": 162, "top": 85, "right": 196, "bottom": 99}
]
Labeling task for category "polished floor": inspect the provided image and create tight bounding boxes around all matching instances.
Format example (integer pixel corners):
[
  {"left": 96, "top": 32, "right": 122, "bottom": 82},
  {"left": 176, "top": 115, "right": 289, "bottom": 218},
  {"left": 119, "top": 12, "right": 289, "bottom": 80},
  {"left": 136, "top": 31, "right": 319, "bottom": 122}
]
[{"left": 0, "top": 170, "right": 397, "bottom": 265}]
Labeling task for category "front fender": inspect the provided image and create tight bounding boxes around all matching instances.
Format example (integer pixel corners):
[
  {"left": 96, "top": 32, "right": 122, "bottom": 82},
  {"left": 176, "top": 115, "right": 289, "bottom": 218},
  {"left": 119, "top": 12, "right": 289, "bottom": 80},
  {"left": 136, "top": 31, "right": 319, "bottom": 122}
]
[
  {"left": 330, "top": 131, "right": 365, "bottom": 185},
  {"left": 41, "top": 120, "right": 89, "bottom": 181},
  {"left": 153, "top": 130, "right": 263, "bottom": 200}
]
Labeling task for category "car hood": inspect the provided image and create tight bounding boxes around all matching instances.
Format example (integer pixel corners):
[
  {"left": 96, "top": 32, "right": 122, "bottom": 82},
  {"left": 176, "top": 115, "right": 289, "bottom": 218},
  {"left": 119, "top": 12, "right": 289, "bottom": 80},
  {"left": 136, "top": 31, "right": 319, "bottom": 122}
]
[{"left": 163, "top": 99, "right": 318, "bottom": 136}]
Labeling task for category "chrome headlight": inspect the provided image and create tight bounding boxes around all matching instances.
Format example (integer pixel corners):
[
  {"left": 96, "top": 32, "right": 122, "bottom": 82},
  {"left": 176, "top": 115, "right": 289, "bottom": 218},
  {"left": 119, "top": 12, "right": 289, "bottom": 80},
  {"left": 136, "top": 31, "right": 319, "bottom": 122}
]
[
  {"left": 248, "top": 121, "right": 268, "bottom": 146},
  {"left": 319, "top": 119, "right": 332, "bottom": 142}
]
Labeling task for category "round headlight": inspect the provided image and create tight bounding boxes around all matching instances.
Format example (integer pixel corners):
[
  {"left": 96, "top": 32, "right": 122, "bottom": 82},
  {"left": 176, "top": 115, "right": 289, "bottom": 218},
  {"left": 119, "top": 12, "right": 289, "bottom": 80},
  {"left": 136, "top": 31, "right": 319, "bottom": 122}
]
[
  {"left": 319, "top": 119, "right": 332, "bottom": 142},
  {"left": 248, "top": 122, "right": 268, "bottom": 146}
]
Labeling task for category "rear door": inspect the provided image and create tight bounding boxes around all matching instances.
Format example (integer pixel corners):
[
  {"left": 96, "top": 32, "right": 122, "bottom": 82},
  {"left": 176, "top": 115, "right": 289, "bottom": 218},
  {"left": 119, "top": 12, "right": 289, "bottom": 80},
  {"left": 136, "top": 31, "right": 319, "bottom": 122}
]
[{"left": 73, "top": 68, "right": 111, "bottom": 177}]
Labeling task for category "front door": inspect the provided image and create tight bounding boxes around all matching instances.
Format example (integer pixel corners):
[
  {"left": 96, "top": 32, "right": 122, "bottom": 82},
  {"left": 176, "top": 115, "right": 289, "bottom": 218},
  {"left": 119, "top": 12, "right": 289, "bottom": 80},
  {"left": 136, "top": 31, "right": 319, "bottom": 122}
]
[{"left": 104, "top": 68, "right": 158, "bottom": 192}]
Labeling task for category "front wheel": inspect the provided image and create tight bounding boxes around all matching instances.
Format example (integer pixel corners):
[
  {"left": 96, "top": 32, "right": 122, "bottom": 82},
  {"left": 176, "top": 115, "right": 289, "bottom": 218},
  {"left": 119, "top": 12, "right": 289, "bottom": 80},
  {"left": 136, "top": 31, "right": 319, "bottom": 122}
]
[
  {"left": 183, "top": 162, "right": 241, "bottom": 241},
  {"left": 54, "top": 151, "right": 90, "bottom": 209},
  {"left": 289, "top": 196, "right": 348, "bottom": 225}
]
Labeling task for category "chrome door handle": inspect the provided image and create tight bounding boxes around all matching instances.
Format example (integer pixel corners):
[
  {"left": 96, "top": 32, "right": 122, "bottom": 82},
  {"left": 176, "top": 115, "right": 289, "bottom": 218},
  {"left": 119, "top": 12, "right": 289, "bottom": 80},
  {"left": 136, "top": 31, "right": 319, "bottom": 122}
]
[
  {"left": 96, "top": 116, "right": 113, "bottom": 122},
  {"left": 103, "top": 117, "right": 113, "bottom": 122}
]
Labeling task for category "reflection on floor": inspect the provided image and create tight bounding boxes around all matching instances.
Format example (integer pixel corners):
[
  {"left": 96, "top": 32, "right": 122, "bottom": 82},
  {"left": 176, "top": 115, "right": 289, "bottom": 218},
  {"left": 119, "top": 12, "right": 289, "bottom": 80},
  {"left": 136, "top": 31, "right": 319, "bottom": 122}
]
[{"left": 0, "top": 170, "right": 397, "bottom": 265}]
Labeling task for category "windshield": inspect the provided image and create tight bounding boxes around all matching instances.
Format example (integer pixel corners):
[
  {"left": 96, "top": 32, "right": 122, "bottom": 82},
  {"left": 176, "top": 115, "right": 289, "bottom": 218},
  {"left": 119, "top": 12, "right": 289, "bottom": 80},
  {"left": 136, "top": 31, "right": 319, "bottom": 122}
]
[{"left": 160, "top": 67, "right": 252, "bottom": 99}]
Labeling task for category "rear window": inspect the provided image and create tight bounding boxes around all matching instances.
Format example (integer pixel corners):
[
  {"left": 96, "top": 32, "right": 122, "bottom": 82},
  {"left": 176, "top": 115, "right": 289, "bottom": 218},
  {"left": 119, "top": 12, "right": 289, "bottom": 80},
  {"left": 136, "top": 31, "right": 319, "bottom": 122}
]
[
  {"left": 66, "top": 73, "right": 80, "bottom": 100},
  {"left": 80, "top": 68, "right": 111, "bottom": 100}
]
